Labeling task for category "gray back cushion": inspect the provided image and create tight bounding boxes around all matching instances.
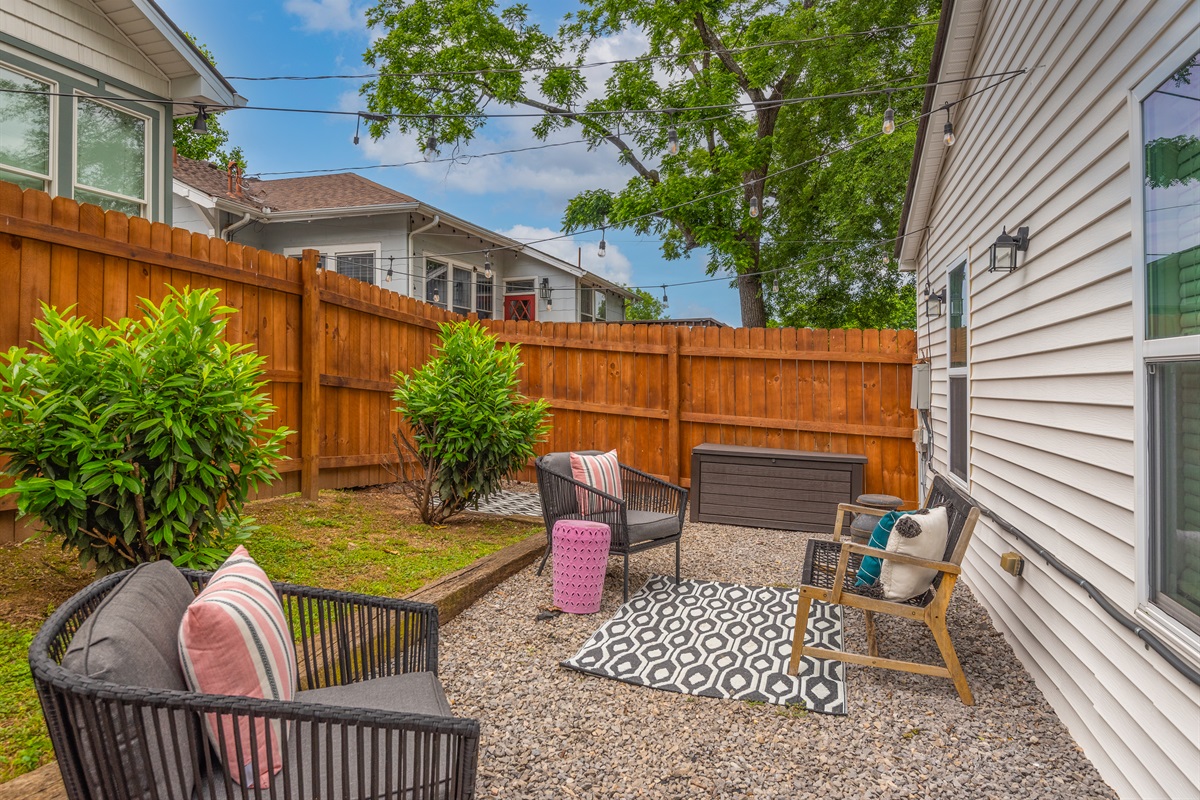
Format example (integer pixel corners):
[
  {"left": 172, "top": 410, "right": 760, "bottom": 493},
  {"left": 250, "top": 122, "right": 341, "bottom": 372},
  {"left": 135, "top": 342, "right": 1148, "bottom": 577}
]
[
  {"left": 61, "top": 560, "right": 199, "bottom": 800},
  {"left": 541, "top": 450, "right": 605, "bottom": 478}
]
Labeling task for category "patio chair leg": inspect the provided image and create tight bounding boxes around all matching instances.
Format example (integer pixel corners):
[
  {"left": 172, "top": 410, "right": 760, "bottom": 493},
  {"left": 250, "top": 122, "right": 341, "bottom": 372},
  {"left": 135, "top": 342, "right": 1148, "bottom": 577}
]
[
  {"left": 928, "top": 612, "right": 974, "bottom": 706},
  {"left": 787, "top": 595, "right": 813, "bottom": 676},
  {"left": 535, "top": 542, "right": 552, "bottom": 576},
  {"left": 623, "top": 555, "right": 630, "bottom": 601},
  {"left": 675, "top": 539, "right": 681, "bottom": 584},
  {"left": 864, "top": 610, "right": 879, "bottom": 658}
]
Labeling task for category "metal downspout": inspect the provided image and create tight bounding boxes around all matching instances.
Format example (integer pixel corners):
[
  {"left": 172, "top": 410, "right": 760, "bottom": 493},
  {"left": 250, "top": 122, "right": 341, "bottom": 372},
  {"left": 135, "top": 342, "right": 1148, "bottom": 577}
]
[
  {"left": 407, "top": 215, "right": 440, "bottom": 297},
  {"left": 222, "top": 212, "right": 256, "bottom": 241}
]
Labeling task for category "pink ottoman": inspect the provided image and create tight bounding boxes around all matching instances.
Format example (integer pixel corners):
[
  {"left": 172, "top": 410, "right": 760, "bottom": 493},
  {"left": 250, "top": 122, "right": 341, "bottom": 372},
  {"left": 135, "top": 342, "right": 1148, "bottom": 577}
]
[{"left": 552, "top": 520, "right": 612, "bottom": 613}]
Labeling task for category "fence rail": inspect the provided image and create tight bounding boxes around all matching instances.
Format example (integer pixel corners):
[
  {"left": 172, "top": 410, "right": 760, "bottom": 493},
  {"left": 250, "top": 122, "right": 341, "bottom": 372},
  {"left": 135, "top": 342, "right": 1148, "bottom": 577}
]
[{"left": 0, "top": 184, "right": 917, "bottom": 543}]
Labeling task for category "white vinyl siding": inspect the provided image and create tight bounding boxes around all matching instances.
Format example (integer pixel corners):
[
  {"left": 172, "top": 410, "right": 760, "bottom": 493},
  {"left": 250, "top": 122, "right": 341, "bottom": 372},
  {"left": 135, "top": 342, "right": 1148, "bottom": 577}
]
[{"left": 911, "top": 1, "right": 1200, "bottom": 799}]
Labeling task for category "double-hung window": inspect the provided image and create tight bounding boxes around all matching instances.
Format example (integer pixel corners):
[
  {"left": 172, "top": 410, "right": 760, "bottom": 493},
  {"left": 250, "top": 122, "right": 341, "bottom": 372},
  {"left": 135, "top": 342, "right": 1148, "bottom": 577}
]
[
  {"left": 1139, "top": 49, "right": 1200, "bottom": 635},
  {"left": 947, "top": 260, "right": 969, "bottom": 482},
  {"left": 579, "top": 285, "right": 609, "bottom": 322},
  {"left": 475, "top": 272, "right": 494, "bottom": 319},
  {"left": 0, "top": 65, "right": 52, "bottom": 192},
  {"left": 74, "top": 97, "right": 147, "bottom": 216},
  {"left": 425, "top": 259, "right": 448, "bottom": 308}
]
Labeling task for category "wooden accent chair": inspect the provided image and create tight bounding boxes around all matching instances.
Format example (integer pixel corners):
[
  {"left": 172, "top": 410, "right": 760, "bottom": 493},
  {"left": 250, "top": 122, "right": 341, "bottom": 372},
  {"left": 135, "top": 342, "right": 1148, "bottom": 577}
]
[{"left": 787, "top": 475, "right": 981, "bottom": 704}]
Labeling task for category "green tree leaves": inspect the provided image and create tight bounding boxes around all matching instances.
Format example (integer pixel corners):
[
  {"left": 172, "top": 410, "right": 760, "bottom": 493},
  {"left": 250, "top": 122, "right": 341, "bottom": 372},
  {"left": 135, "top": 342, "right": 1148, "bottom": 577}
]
[
  {"left": 0, "top": 288, "right": 292, "bottom": 573},
  {"left": 391, "top": 321, "right": 550, "bottom": 524}
]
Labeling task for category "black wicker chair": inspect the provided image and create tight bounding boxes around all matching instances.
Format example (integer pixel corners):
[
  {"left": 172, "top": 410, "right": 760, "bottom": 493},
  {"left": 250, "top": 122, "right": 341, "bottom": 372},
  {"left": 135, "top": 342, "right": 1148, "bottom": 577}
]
[
  {"left": 535, "top": 451, "right": 688, "bottom": 600},
  {"left": 30, "top": 568, "right": 479, "bottom": 799}
]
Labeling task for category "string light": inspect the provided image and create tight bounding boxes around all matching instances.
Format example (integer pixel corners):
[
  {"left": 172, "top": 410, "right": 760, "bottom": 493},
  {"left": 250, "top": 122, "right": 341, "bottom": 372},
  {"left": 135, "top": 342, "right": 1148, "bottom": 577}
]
[
  {"left": 484, "top": 250, "right": 493, "bottom": 279},
  {"left": 598, "top": 227, "right": 607, "bottom": 258},
  {"left": 882, "top": 92, "right": 895, "bottom": 135},
  {"left": 193, "top": 106, "right": 209, "bottom": 134},
  {"left": 942, "top": 106, "right": 956, "bottom": 146},
  {"left": 386, "top": 255, "right": 394, "bottom": 283},
  {"left": 662, "top": 285, "right": 668, "bottom": 304},
  {"left": 749, "top": 192, "right": 760, "bottom": 218},
  {"left": 772, "top": 276, "right": 780, "bottom": 293},
  {"left": 667, "top": 111, "right": 679, "bottom": 156},
  {"left": 423, "top": 115, "right": 440, "bottom": 162}
]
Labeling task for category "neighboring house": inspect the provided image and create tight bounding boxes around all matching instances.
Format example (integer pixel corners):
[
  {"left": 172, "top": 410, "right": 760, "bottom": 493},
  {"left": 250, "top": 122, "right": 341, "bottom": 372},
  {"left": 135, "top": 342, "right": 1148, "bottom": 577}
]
[
  {"left": 0, "top": 0, "right": 242, "bottom": 222},
  {"left": 172, "top": 156, "right": 632, "bottom": 323},
  {"left": 896, "top": 1, "right": 1198, "bottom": 799}
]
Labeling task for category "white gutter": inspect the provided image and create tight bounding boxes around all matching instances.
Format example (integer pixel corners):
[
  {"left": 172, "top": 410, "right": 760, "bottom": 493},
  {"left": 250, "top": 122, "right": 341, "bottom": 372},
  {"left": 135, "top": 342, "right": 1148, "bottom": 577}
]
[
  {"left": 222, "top": 212, "right": 256, "bottom": 241},
  {"left": 407, "top": 214, "right": 440, "bottom": 295}
]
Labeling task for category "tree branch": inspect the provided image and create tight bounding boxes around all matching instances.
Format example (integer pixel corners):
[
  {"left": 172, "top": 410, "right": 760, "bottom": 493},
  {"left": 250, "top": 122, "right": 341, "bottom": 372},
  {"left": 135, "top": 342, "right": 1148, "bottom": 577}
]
[
  {"left": 514, "top": 94, "right": 659, "bottom": 182},
  {"left": 690, "top": 12, "right": 763, "bottom": 103}
]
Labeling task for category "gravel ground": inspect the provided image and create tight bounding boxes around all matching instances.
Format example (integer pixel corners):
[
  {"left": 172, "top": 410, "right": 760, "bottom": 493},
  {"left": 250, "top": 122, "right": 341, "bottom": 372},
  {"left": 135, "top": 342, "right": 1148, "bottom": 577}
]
[{"left": 438, "top": 521, "right": 1118, "bottom": 800}]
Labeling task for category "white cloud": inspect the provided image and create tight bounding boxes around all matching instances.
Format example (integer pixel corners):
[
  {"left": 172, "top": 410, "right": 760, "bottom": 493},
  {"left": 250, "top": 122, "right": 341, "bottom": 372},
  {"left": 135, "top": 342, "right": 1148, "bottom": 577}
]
[
  {"left": 500, "top": 225, "right": 632, "bottom": 286},
  {"left": 284, "top": 0, "right": 367, "bottom": 33}
]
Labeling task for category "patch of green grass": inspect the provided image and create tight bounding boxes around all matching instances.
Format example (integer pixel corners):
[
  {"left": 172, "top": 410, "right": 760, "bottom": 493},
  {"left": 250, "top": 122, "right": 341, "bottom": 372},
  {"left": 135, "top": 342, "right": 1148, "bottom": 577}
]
[{"left": 0, "top": 621, "right": 53, "bottom": 782}]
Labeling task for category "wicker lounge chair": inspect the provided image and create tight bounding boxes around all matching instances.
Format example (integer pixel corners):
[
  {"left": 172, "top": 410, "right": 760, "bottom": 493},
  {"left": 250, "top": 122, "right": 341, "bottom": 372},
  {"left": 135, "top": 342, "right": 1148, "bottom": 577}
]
[
  {"left": 30, "top": 567, "right": 479, "bottom": 799},
  {"left": 787, "top": 474, "right": 981, "bottom": 704},
  {"left": 535, "top": 451, "right": 688, "bottom": 600}
]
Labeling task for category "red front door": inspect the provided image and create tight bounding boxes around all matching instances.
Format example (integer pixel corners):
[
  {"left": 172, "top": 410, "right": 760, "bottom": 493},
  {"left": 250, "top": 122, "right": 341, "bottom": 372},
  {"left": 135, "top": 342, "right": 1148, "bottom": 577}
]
[{"left": 505, "top": 294, "right": 536, "bottom": 321}]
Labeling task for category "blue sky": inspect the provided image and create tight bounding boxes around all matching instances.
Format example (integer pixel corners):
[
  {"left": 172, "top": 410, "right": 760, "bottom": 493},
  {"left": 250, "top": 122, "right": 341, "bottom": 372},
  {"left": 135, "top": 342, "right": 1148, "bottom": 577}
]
[{"left": 159, "top": 0, "right": 738, "bottom": 323}]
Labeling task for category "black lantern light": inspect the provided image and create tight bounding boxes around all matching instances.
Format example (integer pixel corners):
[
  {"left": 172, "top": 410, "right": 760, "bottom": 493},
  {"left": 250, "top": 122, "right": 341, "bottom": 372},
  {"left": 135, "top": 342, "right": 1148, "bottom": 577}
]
[
  {"left": 988, "top": 226, "right": 1029, "bottom": 273},
  {"left": 923, "top": 278, "right": 946, "bottom": 318},
  {"left": 540, "top": 277, "right": 553, "bottom": 312}
]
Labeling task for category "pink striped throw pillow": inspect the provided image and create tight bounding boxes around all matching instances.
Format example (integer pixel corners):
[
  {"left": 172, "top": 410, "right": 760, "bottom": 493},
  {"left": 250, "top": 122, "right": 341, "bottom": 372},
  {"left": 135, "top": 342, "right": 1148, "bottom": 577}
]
[
  {"left": 570, "top": 450, "right": 623, "bottom": 515},
  {"left": 178, "top": 546, "right": 296, "bottom": 788}
]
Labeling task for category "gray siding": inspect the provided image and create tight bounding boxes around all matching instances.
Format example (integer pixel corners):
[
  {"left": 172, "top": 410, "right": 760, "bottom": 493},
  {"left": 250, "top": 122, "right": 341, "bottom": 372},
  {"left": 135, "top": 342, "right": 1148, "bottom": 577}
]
[{"left": 913, "top": 1, "right": 1200, "bottom": 798}]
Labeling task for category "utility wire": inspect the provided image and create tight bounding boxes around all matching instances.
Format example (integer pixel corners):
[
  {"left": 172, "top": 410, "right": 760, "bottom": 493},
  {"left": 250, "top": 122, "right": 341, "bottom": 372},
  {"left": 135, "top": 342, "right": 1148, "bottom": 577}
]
[{"left": 226, "top": 22, "right": 938, "bottom": 82}]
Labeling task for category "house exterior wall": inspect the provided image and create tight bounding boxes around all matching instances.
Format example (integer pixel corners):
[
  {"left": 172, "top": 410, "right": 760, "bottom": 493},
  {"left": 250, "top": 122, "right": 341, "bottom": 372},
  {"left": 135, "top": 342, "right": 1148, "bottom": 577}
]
[
  {"left": 1, "top": 1, "right": 172, "bottom": 222},
  {"left": 171, "top": 194, "right": 212, "bottom": 236},
  {"left": 912, "top": 2, "right": 1199, "bottom": 799}
]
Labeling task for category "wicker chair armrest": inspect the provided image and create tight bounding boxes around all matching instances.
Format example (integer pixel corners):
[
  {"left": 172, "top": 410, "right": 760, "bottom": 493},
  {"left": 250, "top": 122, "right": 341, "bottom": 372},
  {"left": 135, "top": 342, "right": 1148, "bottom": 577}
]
[
  {"left": 619, "top": 464, "right": 688, "bottom": 515},
  {"left": 181, "top": 570, "right": 441, "bottom": 687},
  {"left": 843, "top": 544, "right": 961, "bottom": 575}
]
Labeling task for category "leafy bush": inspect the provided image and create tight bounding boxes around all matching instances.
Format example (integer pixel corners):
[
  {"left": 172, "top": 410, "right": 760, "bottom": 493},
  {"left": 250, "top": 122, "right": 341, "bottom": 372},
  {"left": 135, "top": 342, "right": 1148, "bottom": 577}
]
[
  {"left": 391, "top": 321, "right": 550, "bottom": 524},
  {"left": 0, "top": 288, "right": 291, "bottom": 573}
]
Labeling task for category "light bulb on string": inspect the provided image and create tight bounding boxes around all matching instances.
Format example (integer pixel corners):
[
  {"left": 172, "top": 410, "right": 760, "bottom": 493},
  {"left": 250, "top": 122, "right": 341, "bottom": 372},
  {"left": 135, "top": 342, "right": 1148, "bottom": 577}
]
[
  {"left": 749, "top": 194, "right": 759, "bottom": 218},
  {"left": 484, "top": 250, "right": 493, "bottom": 279},
  {"left": 942, "top": 106, "right": 955, "bottom": 146},
  {"left": 386, "top": 255, "right": 394, "bottom": 283},
  {"left": 662, "top": 285, "right": 668, "bottom": 305},
  {"left": 667, "top": 111, "right": 678, "bottom": 156},
  {"left": 772, "top": 276, "right": 779, "bottom": 293},
  {"left": 423, "top": 115, "right": 440, "bottom": 162},
  {"left": 433, "top": 286, "right": 440, "bottom": 304},
  {"left": 882, "top": 92, "right": 895, "bottom": 135},
  {"left": 353, "top": 114, "right": 361, "bottom": 145},
  {"left": 598, "top": 227, "right": 606, "bottom": 258}
]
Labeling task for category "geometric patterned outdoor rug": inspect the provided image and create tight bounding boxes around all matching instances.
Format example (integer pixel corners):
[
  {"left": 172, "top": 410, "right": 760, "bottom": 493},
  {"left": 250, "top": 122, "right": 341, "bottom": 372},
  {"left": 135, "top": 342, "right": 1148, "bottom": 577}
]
[
  {"left": 437, "top": 489, "right": 543, "bottom": 517},
  {"left": 562, "top": 575, "right": 847, "bottom": 715}
]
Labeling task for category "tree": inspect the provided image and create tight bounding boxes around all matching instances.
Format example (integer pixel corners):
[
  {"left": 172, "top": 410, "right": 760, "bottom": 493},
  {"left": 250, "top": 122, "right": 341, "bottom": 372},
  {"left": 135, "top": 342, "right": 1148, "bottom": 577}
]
[
  {"left": 623, "top": 288, "right": 666, "bottom": 320},
  {"left": 0, "top": 289, "right": 291, "bottom": 574},
  {"left": 390, "top": 321, "right": 550, "bottom": 525},
  {"left": 762, "top": 4, "right": 935, "bottom": 330},
  {"left": 173, "top": 36, "right": 246, "bottom": 169},
  {"left": 361, "top": 0, "right": 932, "bottom": 327}
]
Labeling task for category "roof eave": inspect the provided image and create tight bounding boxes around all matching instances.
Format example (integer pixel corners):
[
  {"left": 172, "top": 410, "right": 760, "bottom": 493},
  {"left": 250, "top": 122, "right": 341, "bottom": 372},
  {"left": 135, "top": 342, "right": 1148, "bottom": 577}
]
[
  {"left": 263, "top": 202, "right": 420, "bottom": 220},
  {"left": 135, "top": 0, "right": 244, "bottom": 109}
]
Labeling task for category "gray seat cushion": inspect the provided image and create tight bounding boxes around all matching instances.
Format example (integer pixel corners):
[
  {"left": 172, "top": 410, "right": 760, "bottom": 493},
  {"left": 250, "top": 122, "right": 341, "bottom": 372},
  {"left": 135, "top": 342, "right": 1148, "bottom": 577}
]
[
  {"left": 195, "top": 672, "right": 458, "bottom": 800},
  {"left": 626, "top": 510, "right": 681, "bottom": 544},
  {"left": 61, "top": 560, "right": 199, "bottom": 800}
]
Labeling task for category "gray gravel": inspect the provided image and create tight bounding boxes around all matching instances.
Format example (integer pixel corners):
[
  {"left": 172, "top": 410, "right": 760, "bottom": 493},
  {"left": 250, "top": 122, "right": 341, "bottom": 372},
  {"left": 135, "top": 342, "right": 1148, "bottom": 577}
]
[{"left": 438, "top": 522, "right": 1117, "bottom": 799}]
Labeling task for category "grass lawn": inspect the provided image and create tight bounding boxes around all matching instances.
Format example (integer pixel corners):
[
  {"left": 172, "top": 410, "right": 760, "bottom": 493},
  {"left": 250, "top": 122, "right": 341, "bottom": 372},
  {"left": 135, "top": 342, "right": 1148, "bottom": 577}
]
[{"left": 0, "top": 487, "right": 541, "bottom": 783}]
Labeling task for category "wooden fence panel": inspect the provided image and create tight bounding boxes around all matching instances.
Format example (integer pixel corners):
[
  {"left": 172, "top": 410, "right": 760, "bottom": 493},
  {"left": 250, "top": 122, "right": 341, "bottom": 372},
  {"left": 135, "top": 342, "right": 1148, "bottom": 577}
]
[{"left": 0, "top": 183, "right": 918, "bottom": 541}]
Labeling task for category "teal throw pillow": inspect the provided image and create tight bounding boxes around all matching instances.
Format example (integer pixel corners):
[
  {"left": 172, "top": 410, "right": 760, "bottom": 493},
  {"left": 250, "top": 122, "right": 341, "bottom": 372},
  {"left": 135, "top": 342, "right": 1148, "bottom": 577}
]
[{"left": 855, "top": 511, "right": 908, "bottom": 587}]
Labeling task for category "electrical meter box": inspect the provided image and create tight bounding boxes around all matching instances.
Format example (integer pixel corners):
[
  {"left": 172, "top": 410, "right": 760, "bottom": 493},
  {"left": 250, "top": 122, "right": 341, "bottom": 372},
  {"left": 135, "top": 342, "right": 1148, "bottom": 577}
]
[{"left": 911, "top": 362, "right": 931, "bottom": 410}]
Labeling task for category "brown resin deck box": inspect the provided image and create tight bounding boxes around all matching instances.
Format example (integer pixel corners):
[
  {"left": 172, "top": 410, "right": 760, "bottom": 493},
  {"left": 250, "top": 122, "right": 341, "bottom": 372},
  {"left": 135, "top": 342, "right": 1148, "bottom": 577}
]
[{"left": 689, "top": 444, "right": 866, "bottom": 533}]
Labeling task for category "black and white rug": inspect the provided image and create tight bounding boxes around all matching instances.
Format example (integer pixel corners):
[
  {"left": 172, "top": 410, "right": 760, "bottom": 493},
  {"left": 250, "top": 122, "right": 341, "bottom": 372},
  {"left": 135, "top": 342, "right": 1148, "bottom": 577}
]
[
  {"left": 435, "top": 490, "right": 544, "bottom": 517},
  {"left": 562, "top": 575, "right": 847, "bottom": 714}
]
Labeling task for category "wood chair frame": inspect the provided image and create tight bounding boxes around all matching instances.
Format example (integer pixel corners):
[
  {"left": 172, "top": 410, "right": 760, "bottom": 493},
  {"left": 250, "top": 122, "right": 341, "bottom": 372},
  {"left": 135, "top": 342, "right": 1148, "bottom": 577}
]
[{"left": 787, "top": 477, "right": 981, "bottom": 704}]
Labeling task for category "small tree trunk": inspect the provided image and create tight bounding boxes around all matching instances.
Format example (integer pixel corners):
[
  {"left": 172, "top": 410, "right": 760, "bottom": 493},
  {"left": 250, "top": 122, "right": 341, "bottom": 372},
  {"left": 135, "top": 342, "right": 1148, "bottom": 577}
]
[{"left": 738, "top": 272, "right": 767, "bottom": 328}]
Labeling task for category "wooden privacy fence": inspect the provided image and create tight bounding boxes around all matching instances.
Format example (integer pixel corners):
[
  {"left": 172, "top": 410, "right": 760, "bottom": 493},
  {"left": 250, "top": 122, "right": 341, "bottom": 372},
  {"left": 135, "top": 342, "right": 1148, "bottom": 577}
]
[{"left": 0, "top": 183, "right": 917, "bottom": 542}]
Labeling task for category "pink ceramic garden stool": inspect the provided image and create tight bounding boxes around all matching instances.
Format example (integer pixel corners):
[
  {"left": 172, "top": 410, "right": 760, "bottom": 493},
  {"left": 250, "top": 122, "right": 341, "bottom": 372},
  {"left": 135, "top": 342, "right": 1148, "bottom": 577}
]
[{"left": 552, "top": 520, "right": 611, "bottom": 613}]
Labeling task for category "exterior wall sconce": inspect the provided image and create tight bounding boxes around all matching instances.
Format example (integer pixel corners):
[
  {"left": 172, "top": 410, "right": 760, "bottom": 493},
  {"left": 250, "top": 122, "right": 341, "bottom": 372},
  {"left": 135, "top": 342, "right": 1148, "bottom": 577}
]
[
  {"left": 989, "top": 226, "right": 1029, "bottom": 273},
  {"left": 540, "top": 277, "right": 553, "bottom": 313},
  {"left": 923, "top": 278, "right": 946, "bottom": 318}
]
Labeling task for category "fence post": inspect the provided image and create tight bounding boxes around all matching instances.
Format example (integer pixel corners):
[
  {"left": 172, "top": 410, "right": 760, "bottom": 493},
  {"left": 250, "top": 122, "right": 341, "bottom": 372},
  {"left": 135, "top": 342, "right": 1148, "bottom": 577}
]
[
  {"left": 667, "top": 325, "right": 681, "bottom": 485},
  {"left": 300, "top": 249, "right": 322, "bottom": 500}
]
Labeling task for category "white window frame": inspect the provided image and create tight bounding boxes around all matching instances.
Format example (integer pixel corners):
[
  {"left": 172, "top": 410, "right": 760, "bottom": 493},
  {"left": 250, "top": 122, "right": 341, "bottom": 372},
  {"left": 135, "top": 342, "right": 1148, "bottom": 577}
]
[
  {"left": 946, "top": 255, "right": 970, "bottom": 489},
  {"left": 284, "top": 243, "right": 383, "bottom": 284},
  {"left": 72, "top": 92, "right": 150, "bottom": 216},
  {"left": 0, "top": 62, "right": 55, "bottom": 194},
  {"left": 1131, "top": 39, "right": 1200, "bottom": 663},
  {"left": 503, "top": 276, "right": 538, "bottom": 295},
  {"left": 418, "top": 252, "right": 496, "bottom": 313}
]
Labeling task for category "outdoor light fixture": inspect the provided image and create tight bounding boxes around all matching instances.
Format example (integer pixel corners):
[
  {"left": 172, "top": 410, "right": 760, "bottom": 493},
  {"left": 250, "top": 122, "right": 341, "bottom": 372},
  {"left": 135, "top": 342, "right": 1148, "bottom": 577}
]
[
  {"left": 355, "top": 112, "right": 387, "bottom": 146},
  {"left": 386, "top": 255, "right": 394, "bottom": 283},
  {"left": 193, "top": 106, "right": 209, "bottom": 134},
  {"left": 923, "top": 278, "right": 946, "bottom": 318},
  {"left": 483, "top": 250, "right": 493, "bottom": 279},
  {"left": 942, "top": 106, "right": 956, "bottom": 146},
  {"left": 662, "top": 285, "right": 668, "bottom": 304},
  {"left": 882, "top": 93, "right": 895, "bottom": 135},
  {"left": 749, "top": 193, "right": 759, "bottom": 218},
  {"left": 540, "top": 277, "right": 553, "bottom": 312},
  {"left": 423, "top": 115, "right": 440, "bottom": 162},
  {"left": 598, "top": 227, "right": 607, "bottom": 258},
  {"left": 988, "top": 226, "right": 1029, "bottom": 273},
  {"left": 667, "top": 112, "right": 679, "bottom": 156}
]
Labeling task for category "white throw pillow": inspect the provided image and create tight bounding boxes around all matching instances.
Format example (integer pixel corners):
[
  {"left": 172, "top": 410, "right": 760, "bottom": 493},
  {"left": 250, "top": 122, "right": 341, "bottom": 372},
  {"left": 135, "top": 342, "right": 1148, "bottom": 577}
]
[{"left": 879, "top": 506, "right": 950, "bottom": 601}]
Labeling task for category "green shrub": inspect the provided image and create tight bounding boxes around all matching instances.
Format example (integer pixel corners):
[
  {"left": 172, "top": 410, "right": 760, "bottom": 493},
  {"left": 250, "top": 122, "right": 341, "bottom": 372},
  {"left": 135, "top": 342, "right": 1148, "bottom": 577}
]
[
  {"left": 391, "top": 321, "right": 550, "bottom": 524},
  {"left": 0, "top": 287, "right": 292, "bottom": 573}
]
